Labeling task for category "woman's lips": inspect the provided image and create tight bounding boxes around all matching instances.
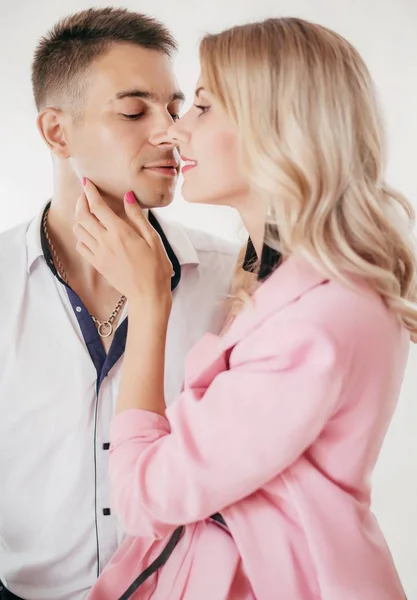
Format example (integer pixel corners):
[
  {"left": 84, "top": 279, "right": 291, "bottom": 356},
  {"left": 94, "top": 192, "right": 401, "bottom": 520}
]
[{"left": 180, "top": 156, "right": 197, "bottom": 174}]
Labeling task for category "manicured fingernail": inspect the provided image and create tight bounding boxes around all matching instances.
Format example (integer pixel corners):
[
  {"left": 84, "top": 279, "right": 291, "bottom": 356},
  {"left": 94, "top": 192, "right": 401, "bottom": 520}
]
[
  {"left": 82, "top": 177, "right": 87, "bottom": 186},
  {"left": 125, "top": 191, "right": 136, "bottom": 204}
]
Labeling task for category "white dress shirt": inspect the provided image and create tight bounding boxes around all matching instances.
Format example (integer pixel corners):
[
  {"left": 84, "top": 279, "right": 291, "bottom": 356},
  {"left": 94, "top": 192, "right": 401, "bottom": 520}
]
[{"left": 0, "top": 203, "right": 238, "bottom": 600}]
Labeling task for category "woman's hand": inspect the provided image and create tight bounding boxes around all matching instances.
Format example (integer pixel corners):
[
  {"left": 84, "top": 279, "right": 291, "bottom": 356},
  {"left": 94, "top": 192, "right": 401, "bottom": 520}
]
[{"left": 73, "top": 179, "right": 173, "bottom": 314}]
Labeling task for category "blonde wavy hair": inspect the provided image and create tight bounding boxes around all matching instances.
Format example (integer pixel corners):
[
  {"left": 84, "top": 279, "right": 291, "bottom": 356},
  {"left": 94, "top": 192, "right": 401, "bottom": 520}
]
[{"left": 200, "top": 17, "right": 417, "bottom": 340}]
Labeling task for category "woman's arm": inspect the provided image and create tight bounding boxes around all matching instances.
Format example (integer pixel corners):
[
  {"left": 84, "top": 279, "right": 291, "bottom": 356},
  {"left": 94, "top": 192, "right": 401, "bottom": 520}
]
[{"left": 116, "top": 301, "right": 170, "bottom": 418}]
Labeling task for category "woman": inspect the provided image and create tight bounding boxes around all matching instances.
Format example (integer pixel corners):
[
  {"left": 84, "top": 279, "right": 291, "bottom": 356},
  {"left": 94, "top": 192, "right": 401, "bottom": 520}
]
[{"left": 78, "top": 17, "right": 415, "bottom": 600}]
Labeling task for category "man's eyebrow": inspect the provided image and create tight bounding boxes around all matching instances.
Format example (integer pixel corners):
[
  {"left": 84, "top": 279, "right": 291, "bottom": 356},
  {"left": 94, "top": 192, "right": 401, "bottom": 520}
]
[
  {"left": 115, "top": 89, "right": 185, "bottom": 102},
  {"left": 171, "top": 91, "right": 186, "bottom": 103}
]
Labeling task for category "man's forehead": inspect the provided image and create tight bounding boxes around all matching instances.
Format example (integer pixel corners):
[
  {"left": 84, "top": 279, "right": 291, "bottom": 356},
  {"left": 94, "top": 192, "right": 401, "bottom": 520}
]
[{"left": 88, "top": 43, "right": 181, "bottom": 103}]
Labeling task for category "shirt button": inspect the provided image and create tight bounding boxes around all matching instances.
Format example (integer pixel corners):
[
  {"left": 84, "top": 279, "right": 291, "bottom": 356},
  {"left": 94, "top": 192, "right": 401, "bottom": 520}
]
[
  {"left": 76, "top": 306, "right": 82, "bottom": 313},
  {"left": 103, "top": 443, "right": 110, "bottom": 450},
  {"left": 103, "top": 508, "right": 111, "bottom": 516}
]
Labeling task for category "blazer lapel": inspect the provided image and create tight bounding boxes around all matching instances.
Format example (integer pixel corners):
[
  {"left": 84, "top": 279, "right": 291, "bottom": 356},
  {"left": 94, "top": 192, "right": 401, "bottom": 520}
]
[{"left": 221, "top": 255, "right": 329, "bottom": 349}]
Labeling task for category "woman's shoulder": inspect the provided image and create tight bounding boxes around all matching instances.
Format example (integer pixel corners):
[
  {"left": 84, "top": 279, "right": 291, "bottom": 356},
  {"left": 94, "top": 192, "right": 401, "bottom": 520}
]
[{"left": 224, "top": 255, "right": 406, "bottom": 362}]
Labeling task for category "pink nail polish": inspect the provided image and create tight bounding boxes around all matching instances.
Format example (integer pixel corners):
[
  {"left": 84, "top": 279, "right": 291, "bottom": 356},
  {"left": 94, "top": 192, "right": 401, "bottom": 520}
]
[
  {"left": 82, "top": 177, "right": 87, "bottom": 186},
  {"left": 125, "top": 191, "right": 136, "bottom": 204}
]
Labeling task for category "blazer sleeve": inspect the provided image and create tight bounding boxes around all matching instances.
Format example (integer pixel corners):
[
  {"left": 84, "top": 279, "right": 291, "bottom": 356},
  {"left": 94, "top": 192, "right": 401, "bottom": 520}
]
[{"left": 109, "top": 316, "right": 346, "bottom": 537}]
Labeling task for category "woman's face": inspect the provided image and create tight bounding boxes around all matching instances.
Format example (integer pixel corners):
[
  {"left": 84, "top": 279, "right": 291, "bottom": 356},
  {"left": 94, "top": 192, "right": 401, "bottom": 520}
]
[{"left": 167, "top": 78, "right": 250, "bottom": 207}]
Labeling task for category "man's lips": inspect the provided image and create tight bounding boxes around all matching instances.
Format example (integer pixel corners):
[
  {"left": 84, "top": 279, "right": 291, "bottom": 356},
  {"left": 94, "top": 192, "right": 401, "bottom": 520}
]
[{"left": 143, "top": 160, "right": 179, "bottom": 177}]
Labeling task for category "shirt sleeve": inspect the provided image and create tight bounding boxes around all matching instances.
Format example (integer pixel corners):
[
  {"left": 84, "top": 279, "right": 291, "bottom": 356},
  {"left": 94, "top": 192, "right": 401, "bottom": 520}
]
[{"left": 109, "top": 316, "right": 346, "bottom": 538}]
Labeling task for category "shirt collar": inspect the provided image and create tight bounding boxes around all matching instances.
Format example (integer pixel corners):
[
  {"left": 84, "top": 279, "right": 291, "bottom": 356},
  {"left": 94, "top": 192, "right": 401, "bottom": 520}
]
[
  {"left": 26, "top": 200, "right": 49, "bottom": 274},
  {"left": 153, "top": 213, "right": 200, "bottom": 267},
  {"left": 242, "top": 225, "right": 282, "bottom": 281}
]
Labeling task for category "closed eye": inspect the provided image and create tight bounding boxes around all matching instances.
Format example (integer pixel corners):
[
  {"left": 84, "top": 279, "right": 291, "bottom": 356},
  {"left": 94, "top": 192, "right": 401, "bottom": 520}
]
[
  {"left": 121, "top": 113, "right": 144, "bottom": 120},
  {"left": 194, "top": 104, "right": 210, "bottom": 116},
  {"left": 121, "top": 113, "right": 180, "bottom": 121}
]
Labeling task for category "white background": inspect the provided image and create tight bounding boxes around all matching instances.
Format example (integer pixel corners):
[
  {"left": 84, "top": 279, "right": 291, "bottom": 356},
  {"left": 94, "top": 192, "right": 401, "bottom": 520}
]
[{"left": 1, "top": 0, "right": 416, "bottom": 596}]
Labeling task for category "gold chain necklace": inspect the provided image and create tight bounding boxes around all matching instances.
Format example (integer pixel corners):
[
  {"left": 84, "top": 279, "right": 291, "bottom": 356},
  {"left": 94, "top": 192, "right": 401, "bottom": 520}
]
[{"left": 42, "top": 208, "right": 126, "bottom": 338}]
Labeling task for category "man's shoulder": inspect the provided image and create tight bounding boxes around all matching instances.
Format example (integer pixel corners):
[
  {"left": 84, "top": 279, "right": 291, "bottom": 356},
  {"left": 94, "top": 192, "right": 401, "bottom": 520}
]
[
  {"left": 0, "top": 220, "right": 31, "bottom": 258},
  {"left": 0, "top": 220, "right": 32, "bottom": 312}
]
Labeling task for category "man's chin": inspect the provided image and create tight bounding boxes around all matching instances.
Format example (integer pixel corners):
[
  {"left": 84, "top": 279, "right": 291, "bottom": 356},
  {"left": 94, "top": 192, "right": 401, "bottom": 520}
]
[
  {"left": 132, "top": 170, "right": 178, "bottom": 208},
  {"left": 135, "top": 194, "right": 175, "bottom": 210}
]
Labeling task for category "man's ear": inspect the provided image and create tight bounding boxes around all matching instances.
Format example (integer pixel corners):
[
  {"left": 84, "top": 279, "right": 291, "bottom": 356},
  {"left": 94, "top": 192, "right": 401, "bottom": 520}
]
[{"left": 37, "top": 107, "right": 72, "bottom": 159}]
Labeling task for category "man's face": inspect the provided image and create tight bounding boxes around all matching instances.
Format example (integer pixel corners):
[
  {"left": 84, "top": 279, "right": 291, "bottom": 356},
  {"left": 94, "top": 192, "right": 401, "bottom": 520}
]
[{"left": 67, "top": 43, "right": 184, "bottom": 208}]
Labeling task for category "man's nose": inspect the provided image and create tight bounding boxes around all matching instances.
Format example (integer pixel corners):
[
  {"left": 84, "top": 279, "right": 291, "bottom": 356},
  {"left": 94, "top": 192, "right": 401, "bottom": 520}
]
[
  {"left": 165, "top": 116, "right": 190, "bottom": 148},
  {"left": 149, "top": 111, "right": 183, "bottom": 148}
]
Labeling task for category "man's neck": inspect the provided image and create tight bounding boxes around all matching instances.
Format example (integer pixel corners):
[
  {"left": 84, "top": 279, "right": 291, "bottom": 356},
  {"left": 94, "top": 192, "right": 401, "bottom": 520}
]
[
  {"left": 47, "top": 172, "right": 131, "bottom": 289},
  {"left": 48, "top": 191, "right": 98, "bottom": 289}
]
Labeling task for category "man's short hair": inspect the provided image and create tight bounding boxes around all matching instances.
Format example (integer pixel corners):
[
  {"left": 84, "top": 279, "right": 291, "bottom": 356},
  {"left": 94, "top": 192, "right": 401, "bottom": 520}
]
[{"left": 32, "top": 7, "right": 177, "bottom": 112}]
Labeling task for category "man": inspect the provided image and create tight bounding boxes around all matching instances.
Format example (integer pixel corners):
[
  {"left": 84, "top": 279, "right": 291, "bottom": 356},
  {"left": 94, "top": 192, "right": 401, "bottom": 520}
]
[{"left": 0, "top": 8, "right": 237, "bottom": 600}]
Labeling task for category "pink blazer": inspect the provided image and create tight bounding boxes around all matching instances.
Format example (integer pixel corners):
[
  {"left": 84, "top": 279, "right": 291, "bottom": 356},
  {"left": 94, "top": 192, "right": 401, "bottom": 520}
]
[{"left": 88, "top": 256, "right": 408, "bottom": 600}]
